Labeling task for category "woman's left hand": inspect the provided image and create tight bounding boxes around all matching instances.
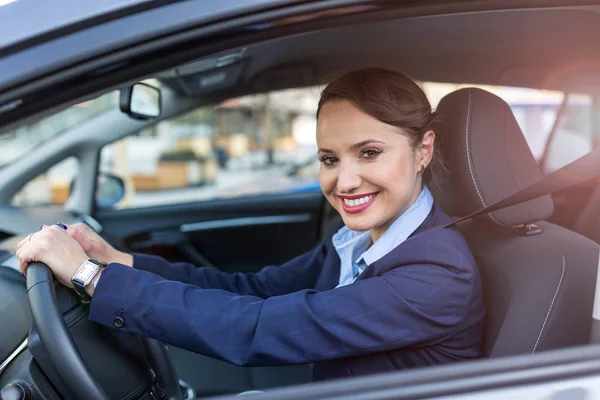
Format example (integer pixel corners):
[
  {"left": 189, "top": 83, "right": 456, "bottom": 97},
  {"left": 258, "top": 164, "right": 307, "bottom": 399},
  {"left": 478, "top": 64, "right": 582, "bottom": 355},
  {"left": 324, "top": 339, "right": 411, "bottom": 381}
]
[{"left": 16, "top": 225, "right": 89, "bottom": 288}]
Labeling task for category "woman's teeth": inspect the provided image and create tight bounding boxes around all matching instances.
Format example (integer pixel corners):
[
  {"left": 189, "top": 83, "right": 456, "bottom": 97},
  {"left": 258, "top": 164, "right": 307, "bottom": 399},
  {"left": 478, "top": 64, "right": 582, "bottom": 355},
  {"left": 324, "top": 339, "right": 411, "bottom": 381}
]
[{"left": 343, "top": 194, "right": 374, "bottom": 207}]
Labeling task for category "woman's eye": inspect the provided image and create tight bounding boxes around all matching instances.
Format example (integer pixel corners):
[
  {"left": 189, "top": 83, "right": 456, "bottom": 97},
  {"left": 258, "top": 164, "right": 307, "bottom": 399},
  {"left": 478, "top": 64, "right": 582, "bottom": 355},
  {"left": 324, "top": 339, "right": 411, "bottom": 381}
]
[
  {"left": 360, "top": 149, "right": 381, "bottom": 159},
  {"left": 318, "top": 156, "right": 338, "bottom": 165}
]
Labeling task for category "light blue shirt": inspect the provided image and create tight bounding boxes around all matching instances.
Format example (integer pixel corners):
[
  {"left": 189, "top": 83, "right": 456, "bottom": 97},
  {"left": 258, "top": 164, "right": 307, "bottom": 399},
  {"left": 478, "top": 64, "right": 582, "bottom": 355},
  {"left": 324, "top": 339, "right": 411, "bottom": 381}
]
[{"left": 332, "top": 186, "right": 435, "bottom": 288}]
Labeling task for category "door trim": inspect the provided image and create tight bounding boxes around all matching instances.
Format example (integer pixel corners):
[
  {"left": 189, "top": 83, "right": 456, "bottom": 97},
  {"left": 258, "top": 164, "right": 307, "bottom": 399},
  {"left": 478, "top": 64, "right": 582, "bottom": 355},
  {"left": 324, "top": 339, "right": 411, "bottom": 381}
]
[{"left": 180, "top": 213, "right": 313, "bottom": 233}]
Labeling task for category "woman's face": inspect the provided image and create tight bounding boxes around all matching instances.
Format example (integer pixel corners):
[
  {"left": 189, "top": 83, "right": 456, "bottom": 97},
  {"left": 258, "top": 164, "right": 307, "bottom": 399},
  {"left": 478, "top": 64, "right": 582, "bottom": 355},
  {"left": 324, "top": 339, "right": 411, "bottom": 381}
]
[{"left": 317, "top": 100, "right": 433, "bottom": 241}]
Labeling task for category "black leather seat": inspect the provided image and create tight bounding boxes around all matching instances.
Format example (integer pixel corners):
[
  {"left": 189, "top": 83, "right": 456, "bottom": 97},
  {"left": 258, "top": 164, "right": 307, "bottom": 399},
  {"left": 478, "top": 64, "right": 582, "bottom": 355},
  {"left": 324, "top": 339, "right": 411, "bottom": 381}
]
[{"left": 431, "top": 88, "right": 599, "bottom": 356}]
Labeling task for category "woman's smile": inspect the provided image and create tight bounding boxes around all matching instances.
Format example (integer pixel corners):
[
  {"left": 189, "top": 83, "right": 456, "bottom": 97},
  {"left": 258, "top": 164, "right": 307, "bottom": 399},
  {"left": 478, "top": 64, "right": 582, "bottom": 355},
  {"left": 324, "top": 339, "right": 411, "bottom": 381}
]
[{"left": 339, "top": 192, "right": 379, "bottom": 214}]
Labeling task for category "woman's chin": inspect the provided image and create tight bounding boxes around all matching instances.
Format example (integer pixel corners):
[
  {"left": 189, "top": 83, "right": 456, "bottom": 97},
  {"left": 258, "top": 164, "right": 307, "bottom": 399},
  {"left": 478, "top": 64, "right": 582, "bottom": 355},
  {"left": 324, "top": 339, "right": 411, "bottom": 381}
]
[{"left": 342, "top": 217, "right": 377, "bottom": 233}]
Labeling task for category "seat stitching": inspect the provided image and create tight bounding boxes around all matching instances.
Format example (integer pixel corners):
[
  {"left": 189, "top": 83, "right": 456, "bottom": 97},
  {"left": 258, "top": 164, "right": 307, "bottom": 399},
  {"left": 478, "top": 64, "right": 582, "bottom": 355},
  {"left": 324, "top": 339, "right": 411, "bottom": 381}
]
[
  {"left": 532, "top": 254, "right": 566, "bottom": 353},
  {"left": 464, "top": 89, "right": 506, "bottom": 227}
]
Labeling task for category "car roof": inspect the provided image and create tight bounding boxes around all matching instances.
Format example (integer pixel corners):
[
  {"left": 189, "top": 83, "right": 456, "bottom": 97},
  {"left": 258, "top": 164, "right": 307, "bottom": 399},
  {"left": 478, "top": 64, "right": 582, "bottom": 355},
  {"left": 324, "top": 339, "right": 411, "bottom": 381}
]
[
  {"left": 0, "top": 0, "right": 298, "bottom": 95},
  {"left": 0, "top": 0, "right": 154, "bottom": 50},
  {"left": 5, "top": 2, "right": 600, "bottom": 93},
  {"left": 160, "top": 7, "right": 600, "bottom": 98}
]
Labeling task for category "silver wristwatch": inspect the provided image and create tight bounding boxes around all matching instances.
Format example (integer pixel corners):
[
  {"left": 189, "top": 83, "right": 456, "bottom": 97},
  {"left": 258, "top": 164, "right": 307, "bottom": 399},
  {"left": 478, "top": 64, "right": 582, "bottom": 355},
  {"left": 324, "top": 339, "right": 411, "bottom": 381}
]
[{"left": 71, "top": 259, "right": 106, "bottom": 300}]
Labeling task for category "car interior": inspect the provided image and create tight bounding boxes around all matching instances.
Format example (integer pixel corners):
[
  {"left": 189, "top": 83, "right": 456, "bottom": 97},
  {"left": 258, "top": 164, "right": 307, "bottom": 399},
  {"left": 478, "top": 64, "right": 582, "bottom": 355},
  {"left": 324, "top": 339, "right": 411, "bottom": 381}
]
[{"left": 3, "top": 4, "right": 600, "bottom": 399}]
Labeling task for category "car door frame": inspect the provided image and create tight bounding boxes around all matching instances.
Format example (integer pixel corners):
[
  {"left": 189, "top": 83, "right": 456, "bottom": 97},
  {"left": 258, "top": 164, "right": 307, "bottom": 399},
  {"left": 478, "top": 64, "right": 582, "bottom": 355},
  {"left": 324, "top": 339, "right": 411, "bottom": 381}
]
[{"left": 3, "top": 0, "right": 600, "bottom": 398}]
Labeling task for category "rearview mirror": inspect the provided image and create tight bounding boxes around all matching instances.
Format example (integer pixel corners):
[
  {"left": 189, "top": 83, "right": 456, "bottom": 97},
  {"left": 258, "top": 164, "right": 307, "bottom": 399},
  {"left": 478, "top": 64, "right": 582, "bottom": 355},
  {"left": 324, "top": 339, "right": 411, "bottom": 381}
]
[{"left": 120, "top": 82, "right": 161, "bottom": 120}]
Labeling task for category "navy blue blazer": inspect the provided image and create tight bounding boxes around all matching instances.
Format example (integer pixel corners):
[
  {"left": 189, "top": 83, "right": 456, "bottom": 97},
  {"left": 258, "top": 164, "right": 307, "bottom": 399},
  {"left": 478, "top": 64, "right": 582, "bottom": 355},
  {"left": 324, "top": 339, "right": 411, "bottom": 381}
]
[{"left": 89, "top": 203, "right": 485, "bottom": 381}]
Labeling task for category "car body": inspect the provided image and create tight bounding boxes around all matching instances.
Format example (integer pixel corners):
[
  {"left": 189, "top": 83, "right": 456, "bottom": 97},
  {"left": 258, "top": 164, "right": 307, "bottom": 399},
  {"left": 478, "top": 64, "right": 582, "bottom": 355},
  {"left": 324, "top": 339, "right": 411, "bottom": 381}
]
[{"left": 3, "top": 1, "right": 600, "bottom": 399}]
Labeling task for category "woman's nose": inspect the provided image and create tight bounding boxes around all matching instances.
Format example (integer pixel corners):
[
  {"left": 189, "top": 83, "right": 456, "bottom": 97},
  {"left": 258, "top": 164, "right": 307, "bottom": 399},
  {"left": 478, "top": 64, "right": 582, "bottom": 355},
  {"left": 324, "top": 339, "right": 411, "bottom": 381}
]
[{"left": 336, "top": 161, "right": 361, "bottom": 193}]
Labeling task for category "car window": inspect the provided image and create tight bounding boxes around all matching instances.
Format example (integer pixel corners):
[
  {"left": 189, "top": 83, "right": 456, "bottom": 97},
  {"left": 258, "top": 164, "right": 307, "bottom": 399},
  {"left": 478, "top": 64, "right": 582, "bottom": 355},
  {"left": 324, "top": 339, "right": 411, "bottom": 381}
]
[
  {"left": 100, "top": 88, "right": 321, "bottom": 209},
  {"left": 535, "top": 94, "right": 594, "bottom": 173},
  {"left": 12, "top": 157, "right": 79, "bottom": 207},
  {"left": 422, "top": 82, "right": 594, "bottom": 173}
]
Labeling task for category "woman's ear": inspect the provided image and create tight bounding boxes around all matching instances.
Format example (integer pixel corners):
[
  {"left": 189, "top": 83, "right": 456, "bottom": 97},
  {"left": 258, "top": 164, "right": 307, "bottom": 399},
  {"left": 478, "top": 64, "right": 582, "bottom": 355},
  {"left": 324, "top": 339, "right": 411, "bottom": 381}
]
[{"left": 418, "top": 130, "right": 435, "bottom": 170}]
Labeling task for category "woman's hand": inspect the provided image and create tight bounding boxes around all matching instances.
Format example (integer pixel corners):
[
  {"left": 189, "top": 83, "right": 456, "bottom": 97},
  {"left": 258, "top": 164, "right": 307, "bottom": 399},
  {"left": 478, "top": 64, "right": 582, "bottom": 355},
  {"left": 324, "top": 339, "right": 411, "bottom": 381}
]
[
  {"left": 16, "top": 225, "right": 89, "bottom": 288},
  {"left": 63, "top": 223, "right": 133, "bottom": 267}
]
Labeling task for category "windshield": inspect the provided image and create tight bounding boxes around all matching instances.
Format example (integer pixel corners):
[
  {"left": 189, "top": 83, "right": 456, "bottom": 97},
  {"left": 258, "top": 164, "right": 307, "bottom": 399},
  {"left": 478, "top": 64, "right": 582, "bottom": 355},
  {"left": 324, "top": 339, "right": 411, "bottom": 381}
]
[{"left": 0, "top": 91, "right": 117, "bottom": 169}]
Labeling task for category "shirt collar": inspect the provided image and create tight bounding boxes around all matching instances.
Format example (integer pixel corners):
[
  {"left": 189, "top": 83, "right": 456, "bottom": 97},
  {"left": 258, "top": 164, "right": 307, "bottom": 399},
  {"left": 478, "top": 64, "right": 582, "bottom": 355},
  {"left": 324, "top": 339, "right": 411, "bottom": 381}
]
[
  {"left": 332, "top": 228, "right": 371, "bottom": 287},
  {"left": 360, "top": 186, "right": 434, "bottom": 266}
]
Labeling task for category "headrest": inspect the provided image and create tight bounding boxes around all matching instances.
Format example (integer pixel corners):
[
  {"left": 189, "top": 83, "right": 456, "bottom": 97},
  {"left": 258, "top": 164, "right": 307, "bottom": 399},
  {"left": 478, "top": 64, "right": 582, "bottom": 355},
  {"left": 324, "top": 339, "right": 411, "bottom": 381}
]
[{"left": 430, "top": 88, "right": 554, "bottom": 227}]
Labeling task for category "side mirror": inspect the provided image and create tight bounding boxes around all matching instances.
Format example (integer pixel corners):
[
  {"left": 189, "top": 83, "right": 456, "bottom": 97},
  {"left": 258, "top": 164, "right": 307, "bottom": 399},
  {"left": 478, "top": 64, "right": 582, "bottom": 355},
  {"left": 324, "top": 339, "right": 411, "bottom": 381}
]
[
  {"left": 96, "top": 173, "right": 126, "bottom": 208},
  {"left": 120, "top": 82, "right": 161, "bottom": 120}
]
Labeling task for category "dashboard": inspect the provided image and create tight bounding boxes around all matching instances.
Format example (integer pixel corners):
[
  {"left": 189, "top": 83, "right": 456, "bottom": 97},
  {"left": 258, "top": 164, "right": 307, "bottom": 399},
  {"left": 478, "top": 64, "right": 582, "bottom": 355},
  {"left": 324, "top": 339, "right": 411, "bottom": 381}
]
[{"left": 0, "top": 205, "right": 81, "bottom": 237}]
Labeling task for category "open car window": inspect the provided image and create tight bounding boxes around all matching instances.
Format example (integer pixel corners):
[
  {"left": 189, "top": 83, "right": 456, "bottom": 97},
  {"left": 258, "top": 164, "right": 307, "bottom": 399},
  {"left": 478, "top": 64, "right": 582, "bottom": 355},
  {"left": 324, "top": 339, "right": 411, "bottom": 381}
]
[{"left": 99, "top": 87, "right": 321, "bottom": 210}]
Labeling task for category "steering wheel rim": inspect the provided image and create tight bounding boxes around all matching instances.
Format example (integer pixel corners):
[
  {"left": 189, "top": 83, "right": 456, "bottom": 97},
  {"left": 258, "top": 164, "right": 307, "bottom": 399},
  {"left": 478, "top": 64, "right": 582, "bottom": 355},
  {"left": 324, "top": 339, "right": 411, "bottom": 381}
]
[
  {"left": 26, "top": 262, "right": 109, "bottom": 400},
  {"left": 26, "top": 262, "right": 182, "bottom": 400}
]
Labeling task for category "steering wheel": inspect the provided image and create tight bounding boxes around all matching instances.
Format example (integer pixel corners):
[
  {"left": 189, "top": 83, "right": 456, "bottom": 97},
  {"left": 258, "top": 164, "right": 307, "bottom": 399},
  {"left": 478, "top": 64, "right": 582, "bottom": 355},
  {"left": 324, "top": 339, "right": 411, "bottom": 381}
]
[{"left": 26, "top": 262, "right": 182, "bottom": 400}]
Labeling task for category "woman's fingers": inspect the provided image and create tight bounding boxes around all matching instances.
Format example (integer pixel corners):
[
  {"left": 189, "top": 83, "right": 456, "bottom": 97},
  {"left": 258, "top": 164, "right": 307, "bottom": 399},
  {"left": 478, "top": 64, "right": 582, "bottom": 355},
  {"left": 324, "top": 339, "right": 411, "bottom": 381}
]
[
  {"left": 19, "top": 259, "right": 29, "bottom": 275},
  {"left": 16, "top": 225, "right": 88, "bottom": 280},
  {"left": 16, "top": 242, "right": 35, "bottom": 275},
  {"left": 17, "top": 223, "right": 64, "bottom": 250},
  {"left": 17, "top": 225, "right": 88, "bottom": 286},
  {"left": 16, "top": 231, "right": 53, "bottom": 274},
  {"left": 16, "top": 232, "right": 34, "bottom": 250}
]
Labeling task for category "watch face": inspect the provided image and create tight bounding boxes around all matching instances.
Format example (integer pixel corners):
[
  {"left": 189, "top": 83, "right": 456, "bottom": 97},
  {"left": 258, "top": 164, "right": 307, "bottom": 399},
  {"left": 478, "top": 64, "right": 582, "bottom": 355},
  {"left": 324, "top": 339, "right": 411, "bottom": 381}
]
[{"left": 74, "top": 260, "right": 101, "bottom": 284}]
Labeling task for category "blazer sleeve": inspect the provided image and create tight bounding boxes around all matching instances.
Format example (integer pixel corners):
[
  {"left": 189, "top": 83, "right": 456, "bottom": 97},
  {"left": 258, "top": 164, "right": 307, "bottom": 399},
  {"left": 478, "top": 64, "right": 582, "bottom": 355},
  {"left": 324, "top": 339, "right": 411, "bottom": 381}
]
[
  {"left": 88, "top": 258, "right": 476, "bottom": 367},
  {"left": 130, "top": 245, "right": 327, "bottom": 298}
]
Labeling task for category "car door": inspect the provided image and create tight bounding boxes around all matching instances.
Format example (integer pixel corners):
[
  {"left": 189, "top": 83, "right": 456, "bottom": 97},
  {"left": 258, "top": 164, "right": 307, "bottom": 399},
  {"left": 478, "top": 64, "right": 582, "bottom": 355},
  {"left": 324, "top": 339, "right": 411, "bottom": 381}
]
[
  {"left": 9, "top": 0, "right": 600, "bottom": 398},
  {"left": 197, "top": 342, "right": 600, "bottom": 399},
  {"left": 92, "top": 87, "right": 333, "bottom": 396}
]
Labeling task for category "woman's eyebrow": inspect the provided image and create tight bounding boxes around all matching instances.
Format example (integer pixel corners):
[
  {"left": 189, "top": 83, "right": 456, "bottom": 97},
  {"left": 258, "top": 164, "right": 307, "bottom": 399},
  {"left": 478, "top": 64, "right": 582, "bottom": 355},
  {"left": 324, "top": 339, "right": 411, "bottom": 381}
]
[
  {"left": 350, "top": 139, "right": 385, "bottom": 150},
  {"left": 318, "top": 140, "right": 385, "bottom": 153}
]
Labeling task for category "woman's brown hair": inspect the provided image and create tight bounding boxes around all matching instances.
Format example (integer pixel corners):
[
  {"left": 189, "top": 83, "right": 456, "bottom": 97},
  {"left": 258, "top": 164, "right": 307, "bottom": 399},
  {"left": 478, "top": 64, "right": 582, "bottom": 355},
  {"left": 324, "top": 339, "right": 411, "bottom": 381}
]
[{"left": 316, "top": 68, "right": 442, "bottom": 183}]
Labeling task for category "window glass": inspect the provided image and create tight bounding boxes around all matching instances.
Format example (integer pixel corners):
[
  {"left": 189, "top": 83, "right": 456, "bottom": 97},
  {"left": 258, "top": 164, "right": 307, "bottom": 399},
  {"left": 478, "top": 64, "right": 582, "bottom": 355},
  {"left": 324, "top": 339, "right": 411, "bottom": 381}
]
[
  {"left": 537, "top": 95, "right": 594, "bottom": 172},
  {"left": 422, "top": 82, "right": 594, "bottom": 173},
  {"left": 100, "top": 88, "right": 321, "bottom": 209},
  {"left": 12, "top": 157, "right": 79, "bottom": 207}
]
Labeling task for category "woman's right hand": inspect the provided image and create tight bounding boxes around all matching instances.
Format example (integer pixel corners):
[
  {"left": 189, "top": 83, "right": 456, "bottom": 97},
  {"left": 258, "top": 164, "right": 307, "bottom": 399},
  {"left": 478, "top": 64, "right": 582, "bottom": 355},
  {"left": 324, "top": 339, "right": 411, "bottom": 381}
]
[{"left": 47, "top": 222, "right": 133, "bottom": 267}]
